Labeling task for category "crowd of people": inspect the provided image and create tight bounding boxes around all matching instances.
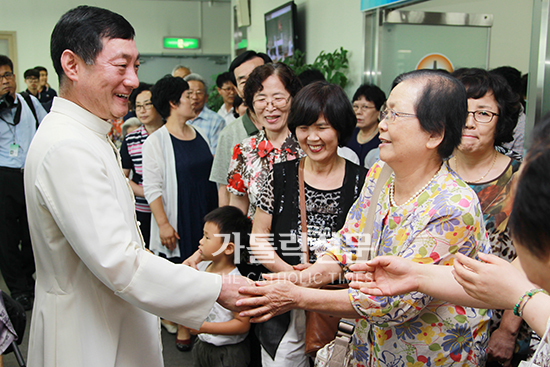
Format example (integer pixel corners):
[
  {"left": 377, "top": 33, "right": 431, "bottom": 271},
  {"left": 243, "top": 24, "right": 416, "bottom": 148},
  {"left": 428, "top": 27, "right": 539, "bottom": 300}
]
[{"left": 1, "top": 4, "right": 547, "bottom": 367}]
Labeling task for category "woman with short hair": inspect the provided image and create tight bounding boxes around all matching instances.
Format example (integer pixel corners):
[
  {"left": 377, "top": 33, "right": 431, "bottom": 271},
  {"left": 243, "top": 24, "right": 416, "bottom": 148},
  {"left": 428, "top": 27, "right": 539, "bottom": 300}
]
[
  {"left": 346, "top": 84, "right": 386, "bottom": 167},
  {"left": 143, "top": 75, "right": 217, "bottom": 351},
  {"left": 448, "top": 68, "right": 525, "bottom": 366},
  {"left": 251, "top": 81, "right": 368, "bottom": 366}
]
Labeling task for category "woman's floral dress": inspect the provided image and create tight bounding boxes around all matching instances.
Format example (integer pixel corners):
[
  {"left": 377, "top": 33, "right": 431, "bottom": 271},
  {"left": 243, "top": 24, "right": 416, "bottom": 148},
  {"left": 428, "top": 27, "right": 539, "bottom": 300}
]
[
  {"left": 463, "top": 159, "right": 536, "bottom": 356},
  {"left": 226, "top": 129, "right": 304, "bottom": 219},
  {"left": 327, "top": 162, "right": 492, "bottom": 367}
]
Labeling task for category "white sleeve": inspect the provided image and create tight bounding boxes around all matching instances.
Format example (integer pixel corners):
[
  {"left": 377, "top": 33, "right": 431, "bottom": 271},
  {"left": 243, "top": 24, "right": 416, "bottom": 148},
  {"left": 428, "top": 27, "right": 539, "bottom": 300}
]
[{"left": 35, "top": 140, "right": 221, "bottom": 328}]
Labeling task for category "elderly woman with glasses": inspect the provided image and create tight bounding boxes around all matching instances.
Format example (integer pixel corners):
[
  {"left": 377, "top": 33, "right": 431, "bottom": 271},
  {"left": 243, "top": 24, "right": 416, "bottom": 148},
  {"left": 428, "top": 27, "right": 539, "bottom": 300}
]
[
  {"left": 226, "top": 63, "right": 304, "bottom": 220},
  {"left": 238, "top": 70, "right": 491, "bottom": 367}
]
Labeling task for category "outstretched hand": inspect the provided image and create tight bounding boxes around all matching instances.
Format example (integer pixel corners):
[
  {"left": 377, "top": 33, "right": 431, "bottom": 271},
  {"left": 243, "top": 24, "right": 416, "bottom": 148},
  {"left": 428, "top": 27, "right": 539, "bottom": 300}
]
[
  {"left": 236, "top": 280, "right": 298, "bottom": 323},
  {"left": 217, "top": 275, "right": 255, "bottom": 312},
  {"left": 453, "top": 252, "right": 532, "bottom": 310},
  {"left": 347, "top": 256, "right": 420, "bottom": 296}
]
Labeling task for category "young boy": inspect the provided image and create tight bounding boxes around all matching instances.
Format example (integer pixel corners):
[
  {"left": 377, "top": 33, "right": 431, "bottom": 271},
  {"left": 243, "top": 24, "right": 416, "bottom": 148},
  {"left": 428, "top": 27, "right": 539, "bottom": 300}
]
[{"left": 186, "top": 206, "right": 252, "bottom": 367}]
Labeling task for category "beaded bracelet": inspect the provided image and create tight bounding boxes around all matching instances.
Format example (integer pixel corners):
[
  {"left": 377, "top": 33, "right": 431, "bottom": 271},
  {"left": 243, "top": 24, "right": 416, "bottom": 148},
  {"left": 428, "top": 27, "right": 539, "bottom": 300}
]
[{"left": 513, "top": 288, "right": 549, "bottom": 317}]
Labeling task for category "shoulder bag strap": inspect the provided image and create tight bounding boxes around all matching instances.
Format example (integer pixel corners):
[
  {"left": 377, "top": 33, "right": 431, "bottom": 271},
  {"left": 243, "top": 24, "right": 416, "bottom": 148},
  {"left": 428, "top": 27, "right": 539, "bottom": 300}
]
[
  {"left": 298, "top": 157, "right": 309, "bottom": 264},
  {"left": 20, "top": 92, "right": 39, "bottom": 128}
]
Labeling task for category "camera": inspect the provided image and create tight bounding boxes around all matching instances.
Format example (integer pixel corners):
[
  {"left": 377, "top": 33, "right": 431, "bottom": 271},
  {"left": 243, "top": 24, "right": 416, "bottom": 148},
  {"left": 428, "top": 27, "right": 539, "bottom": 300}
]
[{"left": 0, "top": 92, "right": 14, "bottom": 112}]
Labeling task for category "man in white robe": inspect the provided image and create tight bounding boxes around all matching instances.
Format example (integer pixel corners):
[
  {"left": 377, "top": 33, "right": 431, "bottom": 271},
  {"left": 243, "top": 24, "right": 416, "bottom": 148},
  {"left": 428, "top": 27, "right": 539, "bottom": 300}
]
[{"left": 23, "top": 6, "right": 248, "bottom": 367}]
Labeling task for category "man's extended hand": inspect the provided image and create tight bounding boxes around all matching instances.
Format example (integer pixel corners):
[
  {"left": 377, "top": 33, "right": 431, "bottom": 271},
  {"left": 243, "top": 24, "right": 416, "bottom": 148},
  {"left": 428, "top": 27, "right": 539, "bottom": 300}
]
[{"left": 217, "top": 275, "right": 255, "bottom": 312}]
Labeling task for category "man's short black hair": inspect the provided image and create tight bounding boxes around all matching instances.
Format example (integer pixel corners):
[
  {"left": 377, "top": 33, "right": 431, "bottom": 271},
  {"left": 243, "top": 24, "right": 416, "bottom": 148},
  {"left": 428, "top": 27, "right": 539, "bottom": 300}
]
[
  {"left": 0, "top": 55, "right": 13, "bottom": 72},
  {"left": 151, "top": 75, "right": 189, "bottom": 120},
  {"left": 392, "top": 69, "right": 467, "bottom": 159},
  {"left": 352, "top": 84, "right": 386, "bottom": 111},
  {"left": 129, "top": 82, "right": 153, "bottom": 110},
  {"left": 452, "top": 68, "right": 520, "bottom": 147},
  {"left": 287, "top": 81, "right": 355, "bottom": 146},
  {"left": 297, "top": 69, "right": 325, "bottom": 87},
  {"left": 216, "top": 72, "right": 233, "bottom": 89},
  {"left": 24, "top": 68, "right": 40, "bottom": 80},
  {"left": 34, "top": 66, "right": 47, "bottom": 74},
  {"left": 204, "top": 206, "right": 252, "bottom": 250},
  {"left": 50, "top": 5, "right": 135, "bottom": 84},
  {"left": 228, "top": 51, "right": 272, "bottom": 86}
]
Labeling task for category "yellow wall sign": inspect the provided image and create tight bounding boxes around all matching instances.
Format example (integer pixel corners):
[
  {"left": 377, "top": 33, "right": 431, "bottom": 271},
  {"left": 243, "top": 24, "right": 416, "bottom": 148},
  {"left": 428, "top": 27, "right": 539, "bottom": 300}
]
[{"left": 416, "top": 53, "right": 454, "bottom": 73}]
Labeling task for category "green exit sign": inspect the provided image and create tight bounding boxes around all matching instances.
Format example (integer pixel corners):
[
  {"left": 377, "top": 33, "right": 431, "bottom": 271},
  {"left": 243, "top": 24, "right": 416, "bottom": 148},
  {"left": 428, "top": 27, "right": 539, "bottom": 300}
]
[{"left": 164, "top": 37, "right": 200, "bottom": 50}]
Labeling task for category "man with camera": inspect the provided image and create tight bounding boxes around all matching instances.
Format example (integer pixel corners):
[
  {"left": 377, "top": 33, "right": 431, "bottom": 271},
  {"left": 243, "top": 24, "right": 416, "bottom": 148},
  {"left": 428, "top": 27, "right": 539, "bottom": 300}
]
[{"left": 0, "top": 55, "right": 47, "bottom": 311}]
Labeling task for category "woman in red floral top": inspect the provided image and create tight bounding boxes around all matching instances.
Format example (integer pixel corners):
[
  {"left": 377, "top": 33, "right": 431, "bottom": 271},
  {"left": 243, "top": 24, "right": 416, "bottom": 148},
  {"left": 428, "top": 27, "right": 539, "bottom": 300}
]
[{"left": 227, "top": 63, "right": 304, "bottom": 219}]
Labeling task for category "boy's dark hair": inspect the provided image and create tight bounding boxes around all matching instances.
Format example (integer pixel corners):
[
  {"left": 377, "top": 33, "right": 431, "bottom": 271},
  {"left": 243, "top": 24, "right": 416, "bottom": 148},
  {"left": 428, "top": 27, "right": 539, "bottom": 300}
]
[
  {"left": 51, "top": 5, "right": 135, "bottom": 84},
  {"left": 24, "top": 68, "right": 40, "bottom": 79},
  {"left": 129, "top": 82, "right": 152, "bottom": 110},
  {"left": 204, "top": 206, "right": 252, "bottom": 250}
]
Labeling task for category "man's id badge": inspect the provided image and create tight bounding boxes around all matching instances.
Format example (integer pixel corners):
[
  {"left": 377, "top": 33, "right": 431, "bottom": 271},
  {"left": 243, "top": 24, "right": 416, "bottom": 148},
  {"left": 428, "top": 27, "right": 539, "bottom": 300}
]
[{"left": 9, "top": 143, "right": 19, "bottom": 157}]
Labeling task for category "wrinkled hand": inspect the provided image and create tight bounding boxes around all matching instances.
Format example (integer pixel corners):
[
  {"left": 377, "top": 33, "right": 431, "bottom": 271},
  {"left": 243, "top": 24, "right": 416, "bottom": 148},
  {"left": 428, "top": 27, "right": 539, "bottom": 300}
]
[
  {"left": 453, "top": 252, "right": 532, "bottom": 310},
  {"left": 236, "top": 280, "right": 298, "bottom": 323},
  {"left": 159, "top": 223, "right": 179, "bottom": 252},
  {"left": 293, "top": 263, "right": 312, "bottom": 271},
  {"left": 217, "top": 275, "right": 255, "bottom": 312},
  {"left": 347, "top": 256, "right": 420, "bottom": 296},
  {"left": 486, "top": 326, "right": 516, "bottom": 366}
]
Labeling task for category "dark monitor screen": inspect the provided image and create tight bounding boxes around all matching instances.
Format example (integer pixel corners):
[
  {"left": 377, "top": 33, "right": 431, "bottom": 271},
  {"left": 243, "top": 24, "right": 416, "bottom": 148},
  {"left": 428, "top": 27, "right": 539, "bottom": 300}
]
[{"left": 265, "top": 1, "right": 297, "bottom": 62}]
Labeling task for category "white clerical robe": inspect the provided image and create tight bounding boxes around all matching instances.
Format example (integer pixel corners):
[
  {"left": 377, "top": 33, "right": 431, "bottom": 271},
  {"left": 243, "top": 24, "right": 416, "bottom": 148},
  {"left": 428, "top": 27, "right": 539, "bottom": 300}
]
[{"left": 24, "top": 97, "right": 221, "bottom": 367}]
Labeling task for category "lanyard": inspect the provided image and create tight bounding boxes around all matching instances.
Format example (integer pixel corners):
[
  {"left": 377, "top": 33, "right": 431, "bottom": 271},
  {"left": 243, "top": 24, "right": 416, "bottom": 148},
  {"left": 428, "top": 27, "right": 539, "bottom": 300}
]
[{"left": 0, "top": 97, "right": 22, "bottom": 127}]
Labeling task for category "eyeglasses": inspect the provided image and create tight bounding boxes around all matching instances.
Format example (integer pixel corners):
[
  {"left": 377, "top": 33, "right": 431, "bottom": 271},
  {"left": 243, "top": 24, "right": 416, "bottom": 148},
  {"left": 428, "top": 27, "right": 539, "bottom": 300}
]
[
  {"left": 467, "top": 110, "right": 499, "bottom": 123},
  {"left": 0, "top": 72, "right": 14, "bottom": 81},
  {"left": 378, "top": 105, "right": 417, "bottom": 122},
  {"left": 352, "top": 104, "right": 376, "bottom": 113},
  {"left": 253, "top": 96, "right": 290, "bottom": 110},
  {"left": 135, "top": 102, "right": 154, "bottom": 111}
]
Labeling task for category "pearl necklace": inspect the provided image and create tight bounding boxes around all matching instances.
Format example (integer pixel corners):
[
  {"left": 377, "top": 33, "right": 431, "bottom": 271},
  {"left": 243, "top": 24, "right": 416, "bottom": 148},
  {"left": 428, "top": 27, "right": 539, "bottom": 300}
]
[
  {"left": 455, "top": 150, "right": 497, "bottom": 184},
  {"left": 389, "top": 166, "right": 441, "bottom": 207}
]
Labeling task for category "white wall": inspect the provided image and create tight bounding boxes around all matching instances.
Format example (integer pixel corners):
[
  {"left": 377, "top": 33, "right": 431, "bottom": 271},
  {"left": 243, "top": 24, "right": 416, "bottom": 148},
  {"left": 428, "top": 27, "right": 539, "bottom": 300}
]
[
  {"left": 1, "top": 0, "right": 232, "bottom": 91},
  {"left": 241, "top": 0, "right": 533, "bottom": 96},
  {"left": 238, "top": 0, "right": 364, "bottom": 95},
  {"left": 404, "top": 0, "right": 533, "bottom": 73}
]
